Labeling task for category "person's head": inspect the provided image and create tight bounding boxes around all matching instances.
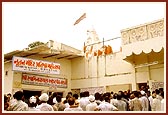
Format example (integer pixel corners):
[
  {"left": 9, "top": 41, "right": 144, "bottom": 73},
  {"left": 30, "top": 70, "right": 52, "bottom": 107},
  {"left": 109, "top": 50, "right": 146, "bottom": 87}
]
[
  {"left": 89, "top": 95, "right": 95, "bottom": 102},
  {"left": 80, "top": 92, "right": 84, "bottom": 98},
  {"left": 4, "top": 95, "right": 8, "bottom": 103},
  {"left": 68, "top": 92, "right": 72, "bottom": 96},
  {"left": 155, "top": 89, "right": 160, "bottom": 95},
  {"left": 133, "top": 91, "right": 139, "bottom": 98},
  {"left": 152, "top": 93, "right": 157, "bottom": 98},
  {"left": 146, "top": 91, "right": 151, "bottom": 97},
  {"left": 73, "top": 94, "right": 79, "bottom": 100},
  {"left": 29, "top": 96, "right": 37, "bottom": 107},
  {"left": 4, "top": 95, "right": 9, "bottom": 110},
  {"left": 117, "top": 94, "right": 122, "bottom": 100},
  {"left": 140, "top": 86, "right": 145, "bottom": 90},
  {"left": 52, "top": 92, "right": 57, "bottom": 98},
  {"left": 7, "top": 93, "right": 11, "bottom": 98},
  {"left": 130, "top": 93, "right": 135, "bottom": 99},
  {"left": 95, "top": 92, "right": 100, "bottom": 100},
  {"left": 13, "top": 91, "right": 24, "bottom": 100},
  {"left": 160, "top": 92, "right": 164, "bottom": 99},
  {"left": 67, "top": 97, "right": 75, "bottom": 106},
  {"left": 84, "top": 91, "right": 89, "bottom": 97},
  {"left": 39, "top": 93, "right": 49, "bottom": 102},
  {"left": 113, "top": 93, "right": 118, "bottom": 99},
  {"left": 99, "top": 94, "right": 104, "bottom": 101},
  {"left": 104, "top": 96, "right": 110, "bottom": 103},
  {"left": 159, "top": 88, "right": 164, "bottom": 93},
  {"left": 56, "top": 95, "right": 62, "bottom": 103}
]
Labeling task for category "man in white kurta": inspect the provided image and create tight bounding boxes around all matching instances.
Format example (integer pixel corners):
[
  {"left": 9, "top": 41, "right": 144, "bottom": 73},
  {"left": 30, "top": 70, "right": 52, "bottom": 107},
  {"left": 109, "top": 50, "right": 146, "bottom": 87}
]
[
  {"left": 97, "top": 96, "right": 118, "bottom": 111},
  {"left": 86, "top": 95, "right": 97, "bottom": 111},
  {"left": 139, "top": 91, "right": 149, "bottom": 111}
]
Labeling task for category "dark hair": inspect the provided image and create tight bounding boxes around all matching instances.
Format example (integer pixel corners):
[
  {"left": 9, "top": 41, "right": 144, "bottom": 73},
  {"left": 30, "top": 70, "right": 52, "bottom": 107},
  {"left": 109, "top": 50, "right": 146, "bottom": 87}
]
[
  {"left": 117, "top": 94, "right": 122, "bottom": 100},
  {"left": 73, "top": 94, "right": 79, "bottom": 100},
  {"left": 13, "top": 91, "right": 24, "bottom": 100},
  {"left": 155, "top": 89, "right": 160, "bottom": 94},
  {"left": 99, "top": 94, "right": 104, "bottom": 101},
  {"left": 160, "top": 92, "right": 164, "bottom": 98},
  {"left": 68, "top": 97, "right": 75, "bottom": 105},
  {"left": 56, "top": 95, "right": 62, "bottom": 103},
  {"left": 84, "top": 91, "right": 89, "bottom": 97},
  {"left": 53, "top": 92, "right": 57, "bottom": 97},
  {"left": 68, "top": 92, "right": 72, "bottom": 96},
  {"left": 134, "top": 91, "right": 139, "bottom": 97},
  {"left": 95, "top": 92, "right": 100, "bottom": 100},
  {"left": 7, "top": 93, "right": 11, "bottom": 97},
  {"left": 4, "top": 95, "right": 8, "bottom": 103},
  {"left": 104, "top": 96, "right": 110, "bottom": 102},
  {"left": 80, "top": 92, "right": 84, "bottom": 98},
  {"left": 113, "top": 93, "right": 118, "bottom": 99}
]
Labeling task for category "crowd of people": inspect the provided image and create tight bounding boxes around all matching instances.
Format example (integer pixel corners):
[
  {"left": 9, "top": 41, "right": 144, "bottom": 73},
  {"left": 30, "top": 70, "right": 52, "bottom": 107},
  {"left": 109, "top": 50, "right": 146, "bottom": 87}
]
[{"left": 4, "top": 86, "right": 164, "bottom": 112}]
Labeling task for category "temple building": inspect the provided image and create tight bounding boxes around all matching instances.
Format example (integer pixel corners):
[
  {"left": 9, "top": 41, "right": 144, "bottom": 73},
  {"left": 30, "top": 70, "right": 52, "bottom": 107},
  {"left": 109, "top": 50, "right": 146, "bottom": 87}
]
[{"left": 4, "top": 18, "right": 165, "bottom": 98}]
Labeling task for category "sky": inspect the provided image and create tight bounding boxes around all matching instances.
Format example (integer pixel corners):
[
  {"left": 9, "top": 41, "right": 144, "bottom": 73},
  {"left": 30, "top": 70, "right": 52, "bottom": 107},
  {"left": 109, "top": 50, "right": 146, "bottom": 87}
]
[{"left": 2, "top": 2, "right": 165, "bottom": 54}]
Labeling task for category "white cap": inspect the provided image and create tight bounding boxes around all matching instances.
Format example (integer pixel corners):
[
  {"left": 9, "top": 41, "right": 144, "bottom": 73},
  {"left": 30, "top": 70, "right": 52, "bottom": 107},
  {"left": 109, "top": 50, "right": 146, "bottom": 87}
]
[
  {"left": 39, "top": 93, "right": 49, "bottom": 102},
  {"left": 53, "top": 97, "right": 58, "bottom": 104},
  {"left": 89, "top": 95, "right": 95, "bottom": 102},
  {"left": 140, "top": 90, "right": 146, "bottom": 95},
  {"left": 29, "top": 96, "right": 36, "bottom": 103}
]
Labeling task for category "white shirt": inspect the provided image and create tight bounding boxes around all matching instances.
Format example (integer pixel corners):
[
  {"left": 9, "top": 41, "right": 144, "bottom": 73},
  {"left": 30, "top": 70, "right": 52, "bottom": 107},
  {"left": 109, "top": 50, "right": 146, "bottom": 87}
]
[
  {"left": 28, "top": 107, "right": 40, "bottom": 111},
  {"left": 151, "top": 98, "right": 161, "bottom": 111},
  {"left": 36, "top": 103, "right": 54, "bottom": 111},
  {"left": 97, "top": 102, "right": 118, "bottom": 111},
  {"left": 161, "top": 99, "right": 164, "bottom": 111},
  {"left": 139, "top": 96, "right": 149, "bottom": 111},
  {"left": 110, "top": 99, "right": 118, "bottom": 106},
  {"left": 148, "top": 96, "right": 153, "bottom": 107},
  {"left": 86, "top": 102, "right": 97, "bottom": 111},
  {"left": 64, "top": 107, "right": 83, "bottom": 111},
  {"left": 79, "top": 97, "right": 90, "bottom": 111},
  {"left": 8, "top": 100, "right": 28, "bottom": 111},
  {"left": 115, "top": 100, "right": 127, "bottom": 111}
]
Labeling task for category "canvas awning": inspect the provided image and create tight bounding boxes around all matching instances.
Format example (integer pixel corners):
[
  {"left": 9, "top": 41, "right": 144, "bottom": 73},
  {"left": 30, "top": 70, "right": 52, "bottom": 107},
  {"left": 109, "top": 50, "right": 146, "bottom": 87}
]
[
  {"left": 122, "top": 37, "right": 165, "bottom": 66},
  {"left": 123, "top": 48, "right": 164, "bottom": 66}
]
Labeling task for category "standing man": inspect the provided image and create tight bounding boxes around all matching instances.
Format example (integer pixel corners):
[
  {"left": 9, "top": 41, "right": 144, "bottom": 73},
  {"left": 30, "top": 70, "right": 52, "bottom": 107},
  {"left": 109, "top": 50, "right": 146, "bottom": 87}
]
[{"left": 8, "top": 91, "right": 28, "bottom": 111}]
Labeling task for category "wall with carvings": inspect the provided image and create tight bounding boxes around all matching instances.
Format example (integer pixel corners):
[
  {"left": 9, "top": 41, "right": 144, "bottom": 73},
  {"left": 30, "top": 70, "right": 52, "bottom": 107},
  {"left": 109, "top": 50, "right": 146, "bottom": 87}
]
[{"left": 121, "top": 19, "right": 164, "bottom": 45}]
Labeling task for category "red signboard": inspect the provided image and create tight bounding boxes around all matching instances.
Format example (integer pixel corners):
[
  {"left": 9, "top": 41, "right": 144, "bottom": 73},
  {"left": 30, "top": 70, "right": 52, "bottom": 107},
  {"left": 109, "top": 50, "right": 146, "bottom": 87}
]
[{"left": 22, "top": 74, "right": 67, "bottom": 88}]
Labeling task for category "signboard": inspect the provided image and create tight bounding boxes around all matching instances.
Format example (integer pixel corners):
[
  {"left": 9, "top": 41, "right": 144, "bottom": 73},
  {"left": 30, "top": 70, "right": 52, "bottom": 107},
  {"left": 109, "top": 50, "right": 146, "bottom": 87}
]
[
  {"left": 151, "top": 81, "right": 164, "bottom": 91},
  {"left": 22, "top": 74, "right": 67, "bottom": 88},
  {"left": 80, "top": 86, "right": 105, "bottom": 95},
  {"left": 12, "top": 56, "right": 60, "bottom": 74}
]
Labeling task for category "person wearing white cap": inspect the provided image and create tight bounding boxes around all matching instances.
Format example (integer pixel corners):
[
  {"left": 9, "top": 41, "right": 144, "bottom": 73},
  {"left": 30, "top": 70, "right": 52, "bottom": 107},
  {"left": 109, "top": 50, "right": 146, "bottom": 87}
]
[
  {"left": 28, "top": 96, "right": 40, "bottom": 111},
  {"left": 86, "top": 95, "right": 97, "bottom": 111},
  {"left": 139, "top": 90, "right": 149, "bottom": 111},
  {"left": 36, "top": 93, "right": 54, "bottom": 111}
]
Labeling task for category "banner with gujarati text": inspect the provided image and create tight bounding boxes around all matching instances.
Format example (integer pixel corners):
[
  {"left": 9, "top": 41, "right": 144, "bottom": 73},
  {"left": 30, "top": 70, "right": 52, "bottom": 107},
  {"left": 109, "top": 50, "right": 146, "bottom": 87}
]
[
  {"left": 12, "top": 56, "right": 60, "bottom": 74},
  {"left": 22, "top": 74, "right": 67, "bottom": 88}
]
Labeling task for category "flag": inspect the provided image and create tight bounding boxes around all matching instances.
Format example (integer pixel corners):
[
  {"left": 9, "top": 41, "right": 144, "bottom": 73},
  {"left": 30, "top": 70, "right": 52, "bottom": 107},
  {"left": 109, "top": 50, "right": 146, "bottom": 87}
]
[
  {"left": 89, "top": 45, "right": 93, "bottom": 54},
  {"left": 83, "top": 42, "right": 87, "bottom": 53},
  {"left": 97, "top": 50, "right": 103, "bottom": 56},
  {"left": 120, "top": 46, "right": 122, "bottom": 52},
  {"left": 74, "top": 13, "right": 86, "bottom": 26}
]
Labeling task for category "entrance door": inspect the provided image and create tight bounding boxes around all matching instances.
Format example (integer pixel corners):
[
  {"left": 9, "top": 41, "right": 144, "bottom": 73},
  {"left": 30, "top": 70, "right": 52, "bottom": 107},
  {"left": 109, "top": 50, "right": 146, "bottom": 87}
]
[{"left": 23, "top": 90, "right": 42, "bottom": 103}]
